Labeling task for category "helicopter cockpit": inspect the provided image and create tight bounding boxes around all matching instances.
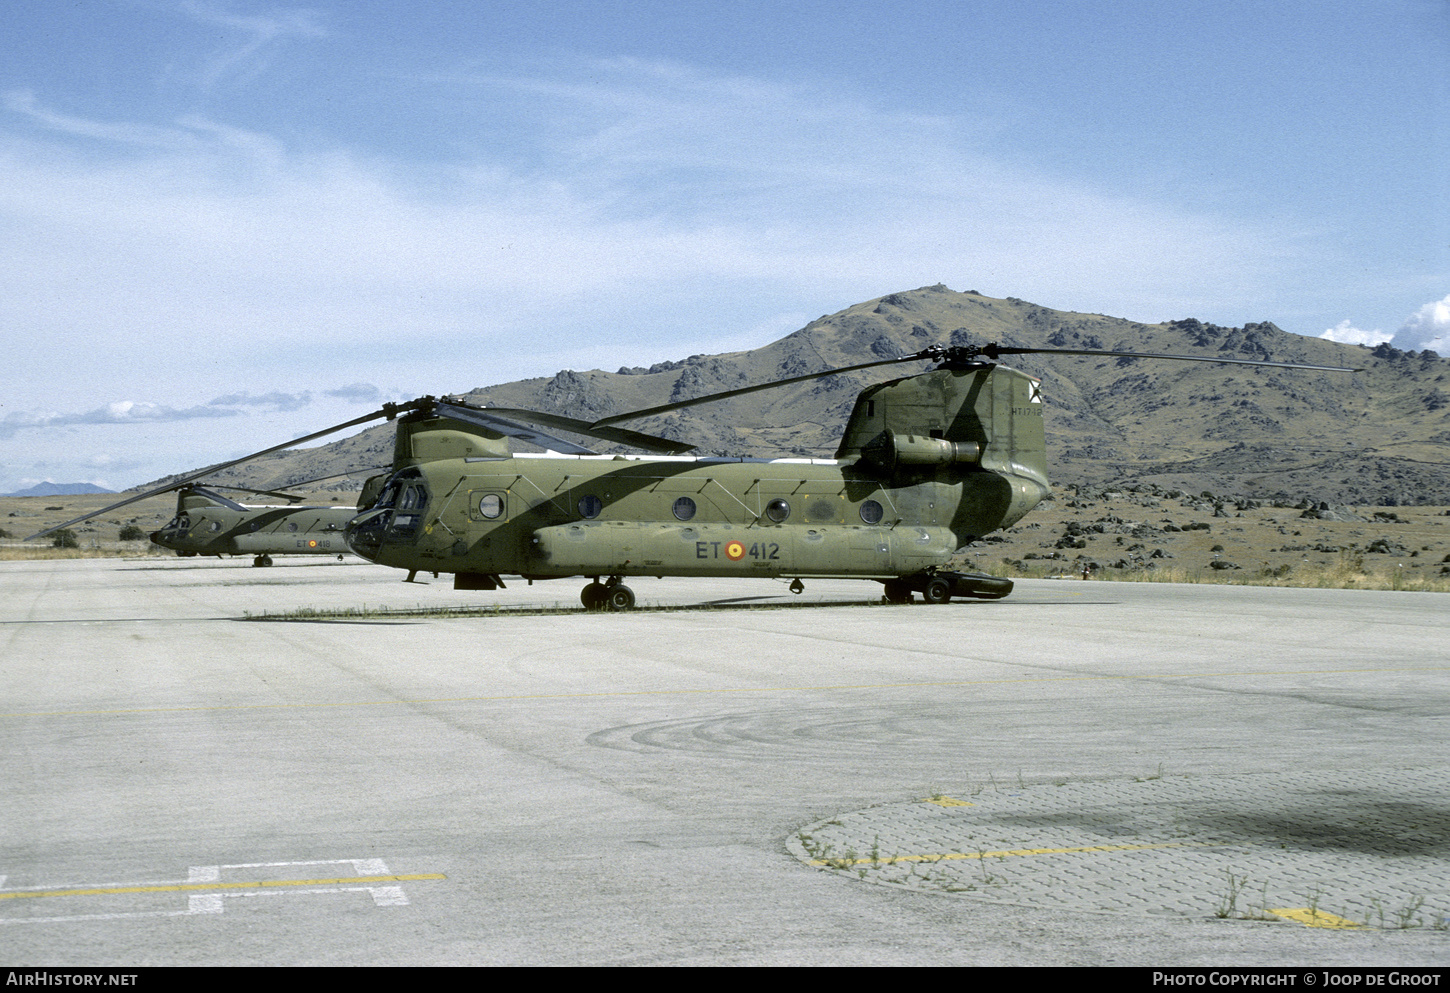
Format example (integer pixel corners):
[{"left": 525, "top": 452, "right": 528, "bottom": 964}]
[{"left": 345, "top": 469, "right": 428, "bottom": 560}]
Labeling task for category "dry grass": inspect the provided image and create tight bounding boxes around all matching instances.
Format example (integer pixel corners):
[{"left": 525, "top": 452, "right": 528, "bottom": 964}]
[
  {"left": 1000, "top": 554, "right": 1450, "bottom": 593},
  {"left": 0, "top": 542, "right": 168, "bottom": 561}
]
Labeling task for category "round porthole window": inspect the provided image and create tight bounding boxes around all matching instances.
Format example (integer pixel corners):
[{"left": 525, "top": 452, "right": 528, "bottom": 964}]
[
  {"left": 286, "top": 522, "right": 298, "bottom": 532},
  {"left": 478, "top": 493, "right": 503, "bottom": 519},
  {"left": 765, "top": 498, "right": 790, "bottom": 523},
  {"left": 860, "top": 499, "right": 884, "bottom": 525},
  {"left": 578, "top": 494, "right": 603, "bottom": 519},
  {"left": 672, "top": 496, "right": 696, "bottom": 521}
]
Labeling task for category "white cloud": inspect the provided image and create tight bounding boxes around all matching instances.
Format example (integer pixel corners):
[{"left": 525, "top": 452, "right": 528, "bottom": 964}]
[
  {"left": 1318, "top": 319, "right": 1392, "bottom": 347},
  {"left": 1391, "top": 295, "right": 1450, "bottom": 354},
  {"left": 0, "top": 58, "right": 1321, "bottom": 490}
]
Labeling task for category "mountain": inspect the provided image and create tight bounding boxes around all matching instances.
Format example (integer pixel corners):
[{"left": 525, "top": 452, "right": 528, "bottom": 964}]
[
  {"left": 143, "top": 286, "right": 1450, "bottom": 506},
  {"left": 6, "top": 481, "right": 115, "bottom": 497}
]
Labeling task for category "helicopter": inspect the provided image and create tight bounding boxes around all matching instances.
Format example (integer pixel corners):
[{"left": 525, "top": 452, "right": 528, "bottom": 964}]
[
  {"left": 30, "top": 341, "right": 1356, "bottom": 606},
  {"left": 34, "top": 471, "right": 384, "bottom": 567},
  {"left": 148, "top": 484, "right": 359, "bottom": 566}
]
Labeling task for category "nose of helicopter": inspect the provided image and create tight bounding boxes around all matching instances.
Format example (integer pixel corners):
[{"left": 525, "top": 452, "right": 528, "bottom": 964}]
[{"left": 343, "top": 508, "right": 388, "bottom": 561}]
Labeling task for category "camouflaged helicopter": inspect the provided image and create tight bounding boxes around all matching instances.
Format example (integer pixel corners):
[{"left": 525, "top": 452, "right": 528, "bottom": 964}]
[
  {"left": 32, "top": 473, "right": 381, "bottom": 567},
  {"left": 31, "top": 342, "right": 1355, "bottom": 606},
  {"left": 148, "top": 483, "right": 357, "bottom": 566}
]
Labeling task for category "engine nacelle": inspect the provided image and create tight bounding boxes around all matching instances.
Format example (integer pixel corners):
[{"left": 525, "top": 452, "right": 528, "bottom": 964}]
[{"left": 859, "top": 430, "right": 982, "bottom": 475}]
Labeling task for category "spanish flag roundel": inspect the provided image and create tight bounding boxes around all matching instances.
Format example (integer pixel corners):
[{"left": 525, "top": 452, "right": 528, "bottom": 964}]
[{"left": 725, "top": 540, "right": 746, "bottom": 561}]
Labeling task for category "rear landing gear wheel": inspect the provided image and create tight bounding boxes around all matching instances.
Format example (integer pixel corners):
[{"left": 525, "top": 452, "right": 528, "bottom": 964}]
[
  {"left": 252, "top": 554, "right": 273, "bottom": 568},
  {"left": 923, "top": 576, "right": 952, "bottom": 604},
  {"left": 882, "top": 579, "right": 913, "bottom": 604},
  {"left": 606, "top": 585, "right": 636, "bottom": 611}
]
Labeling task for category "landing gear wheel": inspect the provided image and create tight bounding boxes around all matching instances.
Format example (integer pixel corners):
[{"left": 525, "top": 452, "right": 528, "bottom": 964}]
[
  {"left": 605, "top": 585, "right": 636, "bottom": 611},
  {"left": 923, "top": 576, "right": 952, "bottom": 604},
  {"left": 581, "top": 582, "right": 608, "bottom": 611},
  {"left": 253, "top": 554, "right": 273, "bottom": 568},
  {"left": 882, "top": 579, "right": 913, "bottom": 604}
]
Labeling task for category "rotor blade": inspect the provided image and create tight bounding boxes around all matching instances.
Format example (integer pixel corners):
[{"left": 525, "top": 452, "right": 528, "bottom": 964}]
[
  {"left": 433, "top": 402, "right": 598, "bottom": 455},
  {"left": 24, "top": 403, "right": 414, "bottom": 541},
  {"left": 467, "top": 405, "right": 696, "bottom": 455},
  {"left": 591, "top": 352, "right": 933, "bottom": 428},
  {"left": 215, "top": 466, "right": 395, "bottom": 503},
  {"left": 592, "top": 341, "right": 1359, "bottom": 429},
  {"left": 973, "top": 343, "right": 1362, "bottom": 373},
  {"left": 183, "top": 486, "right": 251, "bottom": 512}
]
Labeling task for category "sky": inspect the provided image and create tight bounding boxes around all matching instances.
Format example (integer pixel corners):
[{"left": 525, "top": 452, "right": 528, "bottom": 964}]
[{"left": 1, "top": 0, "right": 1446, "bottom": 492}]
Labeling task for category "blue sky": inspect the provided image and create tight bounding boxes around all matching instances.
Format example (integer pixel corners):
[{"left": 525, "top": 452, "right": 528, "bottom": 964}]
[{"left": 1, "top": 0, "right": 1446, "bottom": 492}]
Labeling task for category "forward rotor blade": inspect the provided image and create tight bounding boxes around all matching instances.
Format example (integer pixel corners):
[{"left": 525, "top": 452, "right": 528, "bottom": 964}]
[
  {"left": 467, "top": 405, "right": 696, "bottom": 455},
  {"left": 591, "top": 352, "right": 932, "bottom": 428},
  {"left": 220, "top": 466, "right": 395, "bottom": 503},
  {"left": 24, "top": 404, "right": 411, "bottom": 541},
  {"left": 182, "top": 486, "right": 251, "bottom": 512},
  {"left": 433, "top": 402, "right": 598, "bottom": 455}
]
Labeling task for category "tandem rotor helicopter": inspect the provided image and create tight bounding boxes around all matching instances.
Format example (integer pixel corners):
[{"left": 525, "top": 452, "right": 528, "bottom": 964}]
[
  {"left": 30, "top": 340, "right": 1356, "bottom": 608},
  {"left": 146, "top": 477, "right": 381, "bottom": 566}
]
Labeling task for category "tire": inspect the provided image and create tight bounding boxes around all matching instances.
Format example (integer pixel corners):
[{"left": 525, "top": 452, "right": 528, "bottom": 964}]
[
  {"left": 581, "top": 582, "right": 608, "bottom": 610},
  {"left": 923, "top": 576, "right": 952, "bottom": 604},
  {"left": 882, "top": 579, "right": 913, "bottom": 604},
  {"left": 606, "top": 585, "right": 636, "bottom": 611}
]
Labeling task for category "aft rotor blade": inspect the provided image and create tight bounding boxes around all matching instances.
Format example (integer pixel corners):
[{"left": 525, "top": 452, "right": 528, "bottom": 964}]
[
  {"left": 976, "top": 343, "right": 1362, "bottom": 373},
  {"left": 24, "top": 404, "right": 410, "bottom": 541},
  {"left": 470, "top": 405, "right": 696, "bottom": 455},
  {"left": 591, "top": 352, "right": 932, "bottom": 428}
]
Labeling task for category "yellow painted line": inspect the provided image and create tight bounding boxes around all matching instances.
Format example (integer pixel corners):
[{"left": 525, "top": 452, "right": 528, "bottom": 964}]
[
  {"left": 3, "top": 667, "right": 1445, "bottom": 719},
  {"left": 922, "top": 796, "right": 974, "bottom": 807},
  {"left": 1267, "top": 908, "right": 1363, "bottom": 929},
  {"left": 809, "top": 841, "right": 1221, "bottom": 867},
  {"left": 0, "top": 874, "right": 445, "bottom": 901}
]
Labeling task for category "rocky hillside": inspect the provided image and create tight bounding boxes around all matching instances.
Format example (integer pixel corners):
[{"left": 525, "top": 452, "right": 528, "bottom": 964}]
[{"left": 154, "top": 285, "right": 1450, "bottom": 506}]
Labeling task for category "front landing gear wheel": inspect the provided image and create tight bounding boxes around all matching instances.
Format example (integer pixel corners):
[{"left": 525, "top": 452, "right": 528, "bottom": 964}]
[
  {"left": 882, "top": 579, "right": 913, "bottom": 604},
  {"left": 252, "top": 554, "right": 273, "bottom": 568},
  {"left": 581, "top": 582, "right": 608, "bottom": 611},
  {"left": 923, "top": 576, "right": 953, "bottom": 604},
  {"left": 605, "top": 585, "right": 636, "bottom": 611}
]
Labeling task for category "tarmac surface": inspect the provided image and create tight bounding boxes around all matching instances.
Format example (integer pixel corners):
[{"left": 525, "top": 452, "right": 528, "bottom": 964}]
[{"left": 1, "top": 555, "right": 1447, "bottom": 966}]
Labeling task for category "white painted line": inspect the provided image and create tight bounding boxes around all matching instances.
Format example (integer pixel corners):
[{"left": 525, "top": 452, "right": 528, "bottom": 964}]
[
  {"left": 188, "top": 894, "right": 224, "bottom": 914},
  {"left": 0, "top": 857, "right": 428, "bottom": 925}
]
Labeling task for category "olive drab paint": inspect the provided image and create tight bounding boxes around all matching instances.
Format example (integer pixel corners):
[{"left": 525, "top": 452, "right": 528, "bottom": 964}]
[{"left": 346, "top": 363, "right": 1049, "bottom": 604}]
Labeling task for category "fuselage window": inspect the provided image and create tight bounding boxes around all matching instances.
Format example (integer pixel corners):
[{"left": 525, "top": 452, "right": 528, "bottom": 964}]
[
  {"left": 672, "top": 496, "right": 696, "bottom": 521},
  {"left": 860, "top": 499, "right": 884, "bottom": 525},
  {"left": 765, "top": 498, "right": 790, "bottom": 523},
  {"left": 479, "top": 493, "right": 504, "bottom": 519},
  {"left": 208, "top": 521, "right": 221, "bottom": 532},
  {"left": 286, "top": 522, "right": 298, "bottom": 532},
  {"left": 578, "top": 494, "right": 603, "bottom": 520}
]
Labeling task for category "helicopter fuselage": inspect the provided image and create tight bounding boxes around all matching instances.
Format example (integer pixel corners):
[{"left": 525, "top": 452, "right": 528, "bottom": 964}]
[{"left": 347, "top": 450, "right": 1046, "bottom": 585}]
